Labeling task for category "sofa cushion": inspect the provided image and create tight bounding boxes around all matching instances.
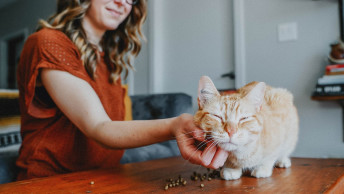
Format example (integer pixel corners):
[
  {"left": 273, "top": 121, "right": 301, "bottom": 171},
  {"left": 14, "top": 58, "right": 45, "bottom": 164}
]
[
  {"left": 131, "top": 93, "right": 193, "bottom": 120},
  {"left": 121, "top": 93, "right": 192, "bottom": 164}
]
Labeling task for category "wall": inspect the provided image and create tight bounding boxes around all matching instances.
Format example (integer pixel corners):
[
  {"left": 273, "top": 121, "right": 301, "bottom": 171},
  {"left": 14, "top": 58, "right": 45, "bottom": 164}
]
[
  {"left": 0, "top": 0, "right": 56, "bottom": 88},
  {"left": 146, "top": 0, "right": 344, "bottom": 158},
  {"left": 145, "top": 0, "right": 235, "bottom": 109},
  {"left": 243, "top": 0, "right": 343, "bottom": 158},
  {"left": 0, "top": 0, "right": 55, "bottom": 40}
]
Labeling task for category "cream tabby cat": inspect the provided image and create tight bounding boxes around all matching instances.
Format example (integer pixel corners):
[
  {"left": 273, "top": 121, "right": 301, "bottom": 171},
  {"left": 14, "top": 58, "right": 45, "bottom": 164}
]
[{"left": 194, "top": 76, "right": 298, "bottom": 180}]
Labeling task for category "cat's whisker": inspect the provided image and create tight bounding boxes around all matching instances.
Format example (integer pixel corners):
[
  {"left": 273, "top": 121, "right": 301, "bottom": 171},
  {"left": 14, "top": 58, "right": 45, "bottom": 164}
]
[
  {"left": 177, "top": 130, "right": 202, "bottom": 136},
  {"left": 173, "top": 136, "right": 207, "bottom": 144},
  {"left": 182, "top": 138, "right": 217, "bottom": 166}
]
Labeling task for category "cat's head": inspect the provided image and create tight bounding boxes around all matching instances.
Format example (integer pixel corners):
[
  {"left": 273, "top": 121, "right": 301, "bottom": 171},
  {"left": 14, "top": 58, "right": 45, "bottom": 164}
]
[{"left": 194, "top": 76, "right": 266, "bottom": 151}]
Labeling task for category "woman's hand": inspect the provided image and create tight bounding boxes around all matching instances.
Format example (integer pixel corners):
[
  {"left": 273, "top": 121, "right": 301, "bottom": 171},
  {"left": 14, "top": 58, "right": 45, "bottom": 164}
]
[{"left": 172, "top": 113, "right": 228, "bottom": 169}]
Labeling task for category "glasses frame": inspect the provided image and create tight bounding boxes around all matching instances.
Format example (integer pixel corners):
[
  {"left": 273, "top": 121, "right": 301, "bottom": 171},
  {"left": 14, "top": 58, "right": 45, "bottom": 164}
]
[{"left": 126, "top": 0, "right": 139, "bottom": 5}]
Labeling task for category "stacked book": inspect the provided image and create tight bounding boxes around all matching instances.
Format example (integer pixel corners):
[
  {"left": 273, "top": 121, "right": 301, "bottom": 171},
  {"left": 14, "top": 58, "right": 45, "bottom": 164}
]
[{"left": 313, "top": 64, "right": 344, "bottom": 96}]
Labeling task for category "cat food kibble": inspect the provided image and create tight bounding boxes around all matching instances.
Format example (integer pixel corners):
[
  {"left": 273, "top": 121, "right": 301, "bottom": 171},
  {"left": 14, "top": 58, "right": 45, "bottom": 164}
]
[
  {"left": 163, "top": 168, "right": 223, "bottom": 190},
  {"left": 182, "top": 180, "right": 187, "bottom": 186}
]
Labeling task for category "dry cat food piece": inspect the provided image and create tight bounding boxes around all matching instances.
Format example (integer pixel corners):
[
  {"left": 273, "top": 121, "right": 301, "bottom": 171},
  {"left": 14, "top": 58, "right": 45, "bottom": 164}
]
[
  {"left": 163, "top": 168, "right": 222, "bottom": 190},
  {"left": 191, "top": 169, "right": 220, "bottom": 181},
  {"left": 163, "top": 175, "right": 187, "bottom": 190}
]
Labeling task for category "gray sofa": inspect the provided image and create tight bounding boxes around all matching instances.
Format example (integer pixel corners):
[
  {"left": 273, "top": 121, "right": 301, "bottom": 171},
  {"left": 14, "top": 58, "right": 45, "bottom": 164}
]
[{"left": 0, "top": 93, "right": 193, "bottom": 184}]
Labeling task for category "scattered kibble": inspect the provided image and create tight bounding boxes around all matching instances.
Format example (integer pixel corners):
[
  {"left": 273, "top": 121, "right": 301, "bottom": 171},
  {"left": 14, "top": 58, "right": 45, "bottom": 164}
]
[
  {"left": 163, "top": 168, "right": 222, "bottom": 190},
  {"left": 182, "top": 180, "right": 187, "bottom": 186}
]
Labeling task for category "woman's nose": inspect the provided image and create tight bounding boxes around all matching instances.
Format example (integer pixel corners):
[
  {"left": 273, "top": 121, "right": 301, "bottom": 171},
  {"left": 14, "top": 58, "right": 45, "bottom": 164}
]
[{"left": 114, "top": 0, "right": 126, "bottom": 5}]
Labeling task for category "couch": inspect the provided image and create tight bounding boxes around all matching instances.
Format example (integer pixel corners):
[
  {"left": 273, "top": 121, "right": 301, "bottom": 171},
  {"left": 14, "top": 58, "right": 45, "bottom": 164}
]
[{"left": 0, "top": 92, "right": 193, "bottom": 184}]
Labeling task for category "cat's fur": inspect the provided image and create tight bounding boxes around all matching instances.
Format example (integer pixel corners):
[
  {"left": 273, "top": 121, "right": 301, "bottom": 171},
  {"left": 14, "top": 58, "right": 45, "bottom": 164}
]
[{"left": 194, "top": 76, "right": 298, "bottom": 180}]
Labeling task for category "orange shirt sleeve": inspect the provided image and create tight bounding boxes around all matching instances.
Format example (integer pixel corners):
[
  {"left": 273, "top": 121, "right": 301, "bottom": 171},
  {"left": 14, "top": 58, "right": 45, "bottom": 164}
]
[{"left": 17, "top": 28, "right": 89, "bottom": 118}]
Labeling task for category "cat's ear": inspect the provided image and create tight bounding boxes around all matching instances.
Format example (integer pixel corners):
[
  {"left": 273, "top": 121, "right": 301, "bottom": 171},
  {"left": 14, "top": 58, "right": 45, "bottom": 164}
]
[
  {"left": 245, "top": 82, "right": 266, "bottom": 111},
  {"left": 198, "top": 76, "right": 220, "bottom": 109}
]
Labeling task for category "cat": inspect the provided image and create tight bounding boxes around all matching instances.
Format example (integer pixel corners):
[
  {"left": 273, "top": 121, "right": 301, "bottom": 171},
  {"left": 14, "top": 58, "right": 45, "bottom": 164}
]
[{"left": 194, "top": 76, "right": 299, "bottom": 180}]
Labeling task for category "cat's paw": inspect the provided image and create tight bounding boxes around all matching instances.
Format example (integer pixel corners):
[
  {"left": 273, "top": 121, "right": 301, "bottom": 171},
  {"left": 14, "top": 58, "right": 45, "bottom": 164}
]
[
  {"left": 221, "top": 168, "right": 242, "bottom": 180},
  {"left": 275, "top": 158, "right": 291, "bottom": 168},
  {"left": 251, "top": 165, "right": 273, "bottom": 178}
]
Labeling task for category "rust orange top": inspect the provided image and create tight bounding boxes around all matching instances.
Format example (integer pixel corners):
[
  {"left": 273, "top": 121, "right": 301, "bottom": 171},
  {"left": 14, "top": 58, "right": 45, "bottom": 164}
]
[{"left": 16, "top": 28, "right": 125, "bottom": 180}]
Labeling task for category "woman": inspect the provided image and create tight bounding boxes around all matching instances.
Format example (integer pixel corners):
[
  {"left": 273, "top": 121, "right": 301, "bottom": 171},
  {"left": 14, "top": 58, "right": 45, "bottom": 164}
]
[{"left": 16, "top": 0, "right": 228, "bottom": 180}]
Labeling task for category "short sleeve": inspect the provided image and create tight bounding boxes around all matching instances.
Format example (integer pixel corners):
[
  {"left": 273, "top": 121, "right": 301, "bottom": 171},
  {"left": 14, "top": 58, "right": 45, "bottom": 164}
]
[{"left": 17, "top": 28, "right": 90, "bottom": 118}]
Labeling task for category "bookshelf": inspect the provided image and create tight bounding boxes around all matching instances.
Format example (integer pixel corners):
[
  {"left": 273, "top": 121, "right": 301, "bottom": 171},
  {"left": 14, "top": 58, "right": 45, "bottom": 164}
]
[
  {"left": 311, "top": 0, "right": 344, "bottom": 141},
  {"left": 311, "top": 95, "right": 344, "bottom": 142}
]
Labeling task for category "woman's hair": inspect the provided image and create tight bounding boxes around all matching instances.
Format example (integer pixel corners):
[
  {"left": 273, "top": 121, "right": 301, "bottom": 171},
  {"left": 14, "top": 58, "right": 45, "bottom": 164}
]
[{"left": 38, "top": 0, "right": 147, "bottom": 83}]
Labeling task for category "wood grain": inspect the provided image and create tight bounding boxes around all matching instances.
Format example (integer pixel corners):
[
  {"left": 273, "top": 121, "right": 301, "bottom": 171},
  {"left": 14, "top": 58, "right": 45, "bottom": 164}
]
[{"left": 0, "top": 157, "right": 343, "bottom": 193}]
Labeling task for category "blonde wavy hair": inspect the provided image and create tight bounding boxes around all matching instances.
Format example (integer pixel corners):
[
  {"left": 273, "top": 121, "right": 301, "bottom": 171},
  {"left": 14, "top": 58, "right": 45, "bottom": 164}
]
[{"left": 38, "top": 0, "right": 147, "bottom": 83}]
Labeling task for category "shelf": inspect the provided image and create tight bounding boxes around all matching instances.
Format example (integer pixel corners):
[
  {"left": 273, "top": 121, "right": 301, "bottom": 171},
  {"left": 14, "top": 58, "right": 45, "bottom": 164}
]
[
  {"left": 312, "top": 95, "right": 344, "bottom": 101},
  {"left": 311, "top": 95, "right": 344, "bottom": 142}
]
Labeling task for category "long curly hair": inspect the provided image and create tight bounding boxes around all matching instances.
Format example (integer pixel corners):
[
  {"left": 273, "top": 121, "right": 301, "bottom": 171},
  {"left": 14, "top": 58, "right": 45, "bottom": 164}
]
[{"left": 38, "top": 0, "right": 147, "bottom": 83}]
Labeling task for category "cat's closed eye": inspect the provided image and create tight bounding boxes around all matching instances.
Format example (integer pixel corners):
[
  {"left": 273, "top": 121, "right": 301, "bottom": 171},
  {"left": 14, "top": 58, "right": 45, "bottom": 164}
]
[
  {"left": 211, "top": 114, "right": 223, "bottom": 121},
  {"left": 239, "top": 117, "right": 249, "bottom": 122}
]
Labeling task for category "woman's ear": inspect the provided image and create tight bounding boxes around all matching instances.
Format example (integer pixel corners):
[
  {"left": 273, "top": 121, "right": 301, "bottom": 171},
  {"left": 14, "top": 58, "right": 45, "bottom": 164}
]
[{"left": 198, "top": 76, "right": 220, "bottom": 109}]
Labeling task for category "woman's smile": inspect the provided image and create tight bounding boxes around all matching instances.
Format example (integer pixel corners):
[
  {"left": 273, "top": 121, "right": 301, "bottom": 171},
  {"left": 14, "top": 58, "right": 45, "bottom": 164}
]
[{"left": 106, "top": 7, "right": 122, "bottom": 18}]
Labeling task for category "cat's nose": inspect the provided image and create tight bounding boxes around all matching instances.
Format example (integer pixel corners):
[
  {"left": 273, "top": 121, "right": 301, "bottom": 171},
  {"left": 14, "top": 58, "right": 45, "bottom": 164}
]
[
  {"left": 225, "top": 127, "right": 236, "bottom": 137},
  {"left": 225, "top": 123, "right": 237, "bottom": 137}
]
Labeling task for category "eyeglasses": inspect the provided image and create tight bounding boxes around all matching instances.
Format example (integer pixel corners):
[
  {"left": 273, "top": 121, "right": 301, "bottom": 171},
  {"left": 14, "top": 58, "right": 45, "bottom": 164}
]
[{"left": 126, "top": 0, "right": 139, "bottom": 5}]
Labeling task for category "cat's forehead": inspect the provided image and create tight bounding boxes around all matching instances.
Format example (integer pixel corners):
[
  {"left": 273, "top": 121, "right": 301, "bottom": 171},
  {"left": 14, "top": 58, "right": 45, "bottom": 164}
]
[
  {"left": 203, "top": 95, "right": 238, "bottom": 112},
  {"left": 220, "top": 95, "right": 239, "bottom": 106}
]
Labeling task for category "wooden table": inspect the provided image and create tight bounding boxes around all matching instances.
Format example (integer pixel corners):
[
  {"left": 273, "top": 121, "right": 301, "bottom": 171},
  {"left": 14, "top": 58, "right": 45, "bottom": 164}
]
[{"left": 0, "top": 157, "right": 344, "bottom": 193}]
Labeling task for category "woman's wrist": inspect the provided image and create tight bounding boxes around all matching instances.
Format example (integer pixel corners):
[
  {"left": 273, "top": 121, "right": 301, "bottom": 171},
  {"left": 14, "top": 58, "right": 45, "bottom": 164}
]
[{"left": 167, "top": 116, "right": 180, "bottom": 139}]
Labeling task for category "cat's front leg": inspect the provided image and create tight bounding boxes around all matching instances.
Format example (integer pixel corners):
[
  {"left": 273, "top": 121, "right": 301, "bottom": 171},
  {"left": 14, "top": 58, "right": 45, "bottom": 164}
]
[
  {"left": 275, "top": 157, "right": 291, "bottom": 168},
  {"left": 251, "top": 161, "right": 274, "bottom": 178},
  {"left": 221, "top": 167, "right": 242, "bottom": 180}
]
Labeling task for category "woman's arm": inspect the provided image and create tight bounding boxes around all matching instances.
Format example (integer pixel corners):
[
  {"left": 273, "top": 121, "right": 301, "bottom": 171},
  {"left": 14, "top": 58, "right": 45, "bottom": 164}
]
[{"left": 41, "top": 69, "right": 228, "bottom": 168}]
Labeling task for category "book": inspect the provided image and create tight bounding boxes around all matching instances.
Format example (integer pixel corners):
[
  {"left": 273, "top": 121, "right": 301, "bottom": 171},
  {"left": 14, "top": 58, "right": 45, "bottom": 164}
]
[
  {"left": 317, "top": 74, "right": 344, "bottom": 85},
  {"left": 326, "top": 64, "right": 344, "bottom": 71},
  {"left": 325, "top": 64, "right": 344, "bottom": 75},
  {"left": 327, "top": 67, "right": 344, "bottom": 73},
  {"left": 325, "top": 71, "right": 344, "bottom": 76},
  {"left": 313, "top": 83, "right": 344, "bottom": 96}
]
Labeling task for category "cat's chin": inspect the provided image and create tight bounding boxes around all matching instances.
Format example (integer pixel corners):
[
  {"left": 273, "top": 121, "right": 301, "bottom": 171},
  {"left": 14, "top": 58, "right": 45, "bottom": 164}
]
[{"left": 219, "top": 142, "right": 238, "bottom": 151}]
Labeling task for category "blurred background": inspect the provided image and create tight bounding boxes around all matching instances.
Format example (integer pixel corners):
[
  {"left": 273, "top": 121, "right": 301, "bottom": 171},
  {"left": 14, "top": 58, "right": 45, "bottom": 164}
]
[{"left": 0, "top": 0, "right": 343, "bottom": 158}]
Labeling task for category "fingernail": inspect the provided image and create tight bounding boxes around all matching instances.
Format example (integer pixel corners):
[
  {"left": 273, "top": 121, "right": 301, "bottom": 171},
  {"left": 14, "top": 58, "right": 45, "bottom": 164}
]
[
  {"left": 215, "top": 152, "right": 227, "bottom": 167},
  {"left": 204, "top": 154, "right": 212, "bottom": 166},
  {"left": 214, "top": 160, "right": 224, "bottom": 168},
  {"left": 202, "top": 148, "right": 215, "bottom": 166}
]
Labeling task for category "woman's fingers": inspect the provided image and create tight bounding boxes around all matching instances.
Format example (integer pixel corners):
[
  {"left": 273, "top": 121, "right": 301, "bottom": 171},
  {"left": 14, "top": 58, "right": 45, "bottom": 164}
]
[
  {"left": 200, "top": 143, "right": 228, "bottom": 169},
  {"left": 201, "top": 142, "right": 217, "bottom": 166},
  {"left": 208, "top": 147, "right": 228, "bottom": 169}
]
